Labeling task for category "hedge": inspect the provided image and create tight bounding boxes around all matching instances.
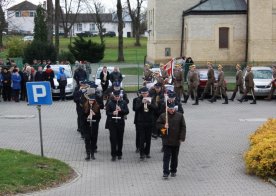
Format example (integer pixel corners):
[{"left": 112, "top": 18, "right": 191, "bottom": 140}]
[{"left": 244, "top": 118, "right": 276, "bottom": 178}]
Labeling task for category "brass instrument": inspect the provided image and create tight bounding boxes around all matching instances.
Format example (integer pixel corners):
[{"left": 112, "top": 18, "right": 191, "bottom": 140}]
[
  {"left": 161, "top": 94, "right": 168, "bottom": 136},
  {"left": 143, "top": 97, "right": 151, "bottom": 112},
  {"left": 87, "top": 102, "right": 96, "bottom": 126},
  {"left": 112, "top": 99, "right": 121, "bottom": 122}
]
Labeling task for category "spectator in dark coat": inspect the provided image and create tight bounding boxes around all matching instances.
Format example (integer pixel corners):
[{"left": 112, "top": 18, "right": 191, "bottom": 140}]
[
  {"left": 100, "top": 66, "right": 110, "bottom": 93},
  {"left": 109, "top": 67, "right": 123, "bottom": 84},
  {"left": 43, "top": 65, "right": 55, "bottom": 89},
  {"left": 74, "top": 65, "right": 87, "bottom": 86},
  {"left": 34, "top": 66, "right": 44, "bottom": 81},
  {"left": 2, "top": 67, "right": 12, "bottom": 101}
]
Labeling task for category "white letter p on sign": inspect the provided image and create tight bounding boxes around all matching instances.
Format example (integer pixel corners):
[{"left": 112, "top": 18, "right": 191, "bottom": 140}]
[{"left": 32, "top": 85, "right": 46, "bottom": 102}]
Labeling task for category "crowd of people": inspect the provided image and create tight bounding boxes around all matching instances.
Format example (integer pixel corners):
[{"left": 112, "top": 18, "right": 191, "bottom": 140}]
[
  {"left": 73, "top": 65, "right": 186, "bottom": 179},
  {"left": 0, "top": 59, "right": 71, "bottom": 102}
]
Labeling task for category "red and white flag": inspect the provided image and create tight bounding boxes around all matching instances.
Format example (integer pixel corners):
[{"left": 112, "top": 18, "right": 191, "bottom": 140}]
[{"left": 163, "top": 58, "right": 176, "bottom": 77}]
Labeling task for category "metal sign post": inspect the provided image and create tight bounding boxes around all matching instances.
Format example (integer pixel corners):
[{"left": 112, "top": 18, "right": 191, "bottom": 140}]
[
  {"left": 26, "top": 82, "right": 53, "bottom": 157},
  {"left": 37, "top": 105, "right": 44, "bottom": 157}
]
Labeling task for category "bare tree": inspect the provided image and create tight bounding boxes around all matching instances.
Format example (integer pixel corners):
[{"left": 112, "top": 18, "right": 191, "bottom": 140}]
[
  {"left": 85, "top": 0, "right": 105, "bottom": 45},
  {"left": 60, "top": 0, "right": 81, "bottom": 38},
  {"left": 46, "top": 0, "right": 54, "bottom": 43},
  {"left": 126, "top": 0, "right": 144, "bottom": 46},
  {"left": 0, "top": 3, "right": 5, "bottom": 48},
  {"left": 55, "top": 0, "right": 60, "bottom": 55},
  {"left": 117, "top": 0, "right": 124, "bottom": 62}
]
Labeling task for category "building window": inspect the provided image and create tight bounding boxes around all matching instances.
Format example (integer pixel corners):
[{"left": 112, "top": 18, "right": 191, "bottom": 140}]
[
  {"left": 90, "top": 24, "right": 95, "bottom": 31},
  {"left": 77, "top": 23, "right": 82, "bottom": 31},
  {"left": 15, "top": 11, "right": 20, "bottom": 17},
  {"left": 165, "top": 48, "right": 171, "bottom": 57},
  {"left": 219, "top": 27, "right": 229, "bottom": 49},
  {"left": 29, "top": 11, "right": 34, "bottom": 17}
]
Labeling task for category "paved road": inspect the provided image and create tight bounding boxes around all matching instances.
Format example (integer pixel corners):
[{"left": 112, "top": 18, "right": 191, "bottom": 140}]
[{"left": 0, "top": 95, "right": 275, "bottom": 196}]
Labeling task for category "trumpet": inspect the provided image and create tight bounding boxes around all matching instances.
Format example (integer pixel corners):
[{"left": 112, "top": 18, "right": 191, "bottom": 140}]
[
  {"left": 112, "top": 99, "right": 121, "bottom": 122},
  {"left": 87, "top": 102, "right": 96, "bottom": 126},
  {"left": 143, "top": 97, "right": 151, "bottom": 112}
]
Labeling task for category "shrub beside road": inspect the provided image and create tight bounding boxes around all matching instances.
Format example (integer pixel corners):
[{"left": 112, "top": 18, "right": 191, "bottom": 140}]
[{"left": 244, "top": 119, "right": 276, "bottom": 181}]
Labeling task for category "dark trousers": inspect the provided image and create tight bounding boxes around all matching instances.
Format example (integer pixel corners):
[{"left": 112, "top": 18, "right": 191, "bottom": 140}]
[
  {"left": 60, "top": 86, "right": 66, "bottom": 100},
  {"left": 138, "top": 124, "right": 152, "bottom": 156},
  {"left": 84, "top": 122, "right": 99, "bottom": 154},
  {"left": 20, "top": 86, "right": 27, "bottom": 101},
  {"left": 109, "top": 121, "right": 125, "bottom": 157},
  {"left": 76, "top": 106, "right": 83, "bottom": 132},
  {"left": 135, "top": 124, "right": 140, "bottom": 150},
  {"left": 0, "top": 86, "right": 2, "bottom": 101},
  {"left": 163, "top": 145, "right": 180, "bottom": 175},
  {"left": 13, "top": 89, "right": 20, "bottom": 102},
  {"left": 3, "top": 85, "right": 11, "bottom": 101}
]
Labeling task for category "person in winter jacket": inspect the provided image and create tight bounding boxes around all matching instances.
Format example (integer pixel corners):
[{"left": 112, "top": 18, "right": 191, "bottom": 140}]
[
  {"left": 43, "top": 65, "right": 55, "bottom": 89},
  {"left": 57, "top": 66, "right": 67, "bottom": 101},
  {"left": 11, "top": 68, "right": 21, "bottom": 102},
  {"left": 34, "top": 66, "right": 44, "bottom": 81},
  {"left": 2, "top": 67, "right": 12, "bottom": 101}
]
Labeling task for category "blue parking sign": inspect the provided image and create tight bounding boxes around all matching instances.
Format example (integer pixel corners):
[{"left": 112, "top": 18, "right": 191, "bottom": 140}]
[{"left": 26, "top": 82, "right": 53, "bottom": 105}]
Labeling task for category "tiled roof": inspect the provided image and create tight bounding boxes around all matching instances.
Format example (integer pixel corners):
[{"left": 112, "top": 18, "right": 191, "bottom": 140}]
[
  {"left": 72, "top": 13, "right": 113, "bottom": 23},
  {"left": 8, "top": 1, "right": 38, "bottom": 11}
]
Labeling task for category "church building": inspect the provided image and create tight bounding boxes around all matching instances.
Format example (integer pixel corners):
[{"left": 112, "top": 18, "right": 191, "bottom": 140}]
[{"left": 147, "top": 0, "right": 276, "bottom": 64}]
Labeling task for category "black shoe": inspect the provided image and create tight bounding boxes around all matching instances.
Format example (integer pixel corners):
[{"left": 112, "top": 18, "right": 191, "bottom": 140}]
[
  {"left": 151, "top": 134, "right": 158, "bottom": 139},
  {"left": 229, "top": 98, "right": 234, "bottom": 101},
  {"left": 118, "top": 156, "right": 122, "bottom": 160},
  {"left": 111, "top": 157, "right": 116, "bottom": 161},
  {"left": 85, "top": 154, "right": 90, "bottom": 161},
  {"left": 135, "top": 149, "right": 140, "bottom": 153},
  {"left": 208, "top": 99, "right": 214, "bottom": 103},
  {"left": 163, "top": 173, "right": 169, "bottom": 179},
  {"left": 237, "top": 99, "right": 242, "bottom": 103},
  {"left": 192, "top": 102, "right": 198, "bottom": 105},
  {"left": 250, "top": 100, "right": 256, "bottom": 104},
  {"left": 171, "top": 173, "right": 176, "bottom": 177},
  {"left": 140, "top": 155, "right": 145, "bottom": 160},
  {"left": 91, "top": 154, "right": 95, "bottom": 160},
  {"left": 146, "top": 155, "right": 151, "bottom": 159}
]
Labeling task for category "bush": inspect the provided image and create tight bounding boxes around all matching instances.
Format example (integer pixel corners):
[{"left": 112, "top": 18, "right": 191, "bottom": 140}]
[
  {"left": 68, "top": 35, "right": 105, "bottom": 63},
  {"left": 58, "top": 50, "right": 75, "bottom": 64},
  {"left": 6, "top": 37, "right": 26, "bottom": 58},
  {"left": 24, "top": 40, "right": 57, "bottom": 64},
  {"left": 244, "top": 118, "right": 276, "bottom": 178}
]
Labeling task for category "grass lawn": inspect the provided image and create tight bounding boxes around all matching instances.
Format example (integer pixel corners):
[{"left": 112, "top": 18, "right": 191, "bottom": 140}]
[
  {"left": 0, "top": 149, "right": 75, "bottom": 195},
  {"left": 1, "top": 36, "right": 147, "bottom": 63},
  {"left": 120, "top": 67, "right": 143, "bottom": 75}
]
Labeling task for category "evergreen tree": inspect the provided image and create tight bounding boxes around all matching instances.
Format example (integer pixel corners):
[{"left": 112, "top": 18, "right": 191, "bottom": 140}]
[
  {"left": 68, "top": 36, "right": 105, "bottom": 63},
  {"left": 34, "top": 5, "right": 47, "bottom": 42}
]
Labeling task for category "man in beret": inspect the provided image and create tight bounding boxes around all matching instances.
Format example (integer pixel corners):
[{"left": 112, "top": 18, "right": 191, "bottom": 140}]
[
  {"left": 183, "top": 65, "right": 199, "bottom": 105},
  {"left": 238, "top": 65, "right": 256, "bottom": 104},
  {"left": 199, "top": 62, "right": 215, "bottom": 101},
  {"left": 135, "top": 87, "right": 157, "bottom": 160},
  {"left": 208, "top": 64, "right": 228, "bottom": 104},
  {"left": 230, "top": 64, "right": 244, "bottom": 101},
  {"left": 156, "top": 102, "right": 186, "bottom": 179},
  {"left": 173, "top": 64, "right": 186, "bottom": 102},
  {"left": 106, "top": 90, "right": 129, "bottom": 161}
]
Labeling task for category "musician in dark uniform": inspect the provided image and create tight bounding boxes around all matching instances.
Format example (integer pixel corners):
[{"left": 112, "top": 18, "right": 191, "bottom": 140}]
[
  {"left": 132, "top": 90, "right": 141, "bottom": 153},
  {"left": 238, "top": 65, "right": 256, "bottom": 104},
  {"left": 163, "top": 90, "right": 184, "bottom": 114},
  {"left": 208, "top": 64, "right": 228, "bottom": 104},
  {"left": 149, "top": 82, "right": 165, "bottom": 139},
  {"left": 83, "top": 93, "right": 101, "bottom": 160},
  {"left": 73, "top": 81, "right": 88, "bottom": 138},
  {"left": 135, "top": 87, "right": 157, "bottom": 160},
  {"left": 106, "top": 90, "right": 129, "bottom": 161},
  {"left": 199, "top": 62, "right": 215, "bottom": 100},
  {"left": 156, "top": 102, "right": 186, "bottom": 179},
  {"left": 230, "top": 64, "right": 244, "bottom": 101},
  {"left": 183, "top": 64, "right": 199, "bottom": 105}
]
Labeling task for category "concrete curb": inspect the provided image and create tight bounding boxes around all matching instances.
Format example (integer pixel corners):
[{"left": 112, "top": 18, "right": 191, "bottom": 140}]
[
  {"left": 21, "top": 167, "right": 81, "bottom": 195},
  {"left": 268, "top": 178, "right": 276, "bottom": 187}
]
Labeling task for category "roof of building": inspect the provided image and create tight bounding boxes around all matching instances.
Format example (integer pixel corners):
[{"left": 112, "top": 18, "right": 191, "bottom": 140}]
[
  {"left": 184, "top": 0, "right": 247, "bottom": 16},
  {"left": 8, "top": 1, "right": 38, "bottom": 11}
]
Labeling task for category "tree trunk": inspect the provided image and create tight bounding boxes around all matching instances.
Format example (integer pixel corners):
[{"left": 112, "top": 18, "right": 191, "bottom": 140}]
[
  {"left": 55, "top": 0, "right": 60, "bottom": 55},
  {"left": 0, "top": 4, "right": 5, "bottom": 48},
  {"left": 117, "top": 0, "right": 124, "bottom": 62},
  {"left": 46, "top": 0, "right": 53, "bottom": 43}
]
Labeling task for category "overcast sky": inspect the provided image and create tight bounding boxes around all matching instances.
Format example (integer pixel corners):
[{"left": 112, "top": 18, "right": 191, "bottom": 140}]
[{"left": 7, "top": 0, "right": 147, "bottom": 12}]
